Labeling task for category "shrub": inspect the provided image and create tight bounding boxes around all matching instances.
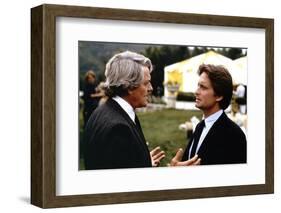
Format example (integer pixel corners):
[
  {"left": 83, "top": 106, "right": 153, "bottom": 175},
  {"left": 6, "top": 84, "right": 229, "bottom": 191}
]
[{"left": 177, "top": 92, "right": 196, "bottom": 102}]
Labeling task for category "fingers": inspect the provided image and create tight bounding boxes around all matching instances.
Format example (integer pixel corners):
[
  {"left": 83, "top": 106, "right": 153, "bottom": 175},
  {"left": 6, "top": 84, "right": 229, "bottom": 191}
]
[
  {"left": 152, "top": 151, "right": 165, "bottom": 161},
  {"left": 150, "top": 146, "right": 161, "bottom": 156},
  {"left": 151, "top": 146, "right": 165, "bottom": 161},
  {"left": 169, "top": 148, "right": 184, "bottom": 166},
  {"left": 151, "top": 147, "right": 201, "bottom": 167},
  {"left": 193, "top": 158, "right": 201, "bottom": 165},
  {"left": 186, "top": 155, "right": 199, "bottom": 165},
  {"left": 187, "top": 155, "right": 198, "bottom": 165},
  {"left": 181, "top": 155, "right": 201, "bottom": 166},
  {"left": 152, "top": 156, "right": 165, "bottom": 166},
  {"left": 174, "top": 155, "right": 201, "bottom": 166},
  {"left": 151, "top": 146, "right": 165, "bottom": 167}
]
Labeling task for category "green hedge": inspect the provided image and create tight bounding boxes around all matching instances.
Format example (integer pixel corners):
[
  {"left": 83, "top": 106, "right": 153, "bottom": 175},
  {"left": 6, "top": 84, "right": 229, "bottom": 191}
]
[{"left": 177, "top": 92, "right": 196, "bottom": 102}]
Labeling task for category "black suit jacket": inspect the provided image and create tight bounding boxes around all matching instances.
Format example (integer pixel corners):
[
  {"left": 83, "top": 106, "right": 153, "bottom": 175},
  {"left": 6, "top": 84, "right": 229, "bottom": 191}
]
[
  {"left": 83, "top": 98, "right": 152, "bottom": 170},
  {"left": 182, "top": 112, "right": 247, "bottom": 165}
]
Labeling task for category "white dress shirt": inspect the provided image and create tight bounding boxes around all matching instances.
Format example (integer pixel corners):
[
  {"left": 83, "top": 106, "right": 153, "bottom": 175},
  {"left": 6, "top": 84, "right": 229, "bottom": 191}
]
[
  {"left": 112, "top": 96, "right": 135, "bottom": 123},
  {"left": 189, "top": 109, "right": 223, "bottom": 159}
]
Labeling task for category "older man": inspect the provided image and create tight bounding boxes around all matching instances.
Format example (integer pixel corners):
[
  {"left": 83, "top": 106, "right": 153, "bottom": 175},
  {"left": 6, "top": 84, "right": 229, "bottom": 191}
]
[{"left": 83, "top": 51, "right": 165, "bottom": 169}]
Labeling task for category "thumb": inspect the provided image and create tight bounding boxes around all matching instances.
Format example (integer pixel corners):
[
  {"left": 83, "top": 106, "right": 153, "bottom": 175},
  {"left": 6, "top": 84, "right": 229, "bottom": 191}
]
[{"left": 174, "top": 148, "right": 184, "bottom": 161}]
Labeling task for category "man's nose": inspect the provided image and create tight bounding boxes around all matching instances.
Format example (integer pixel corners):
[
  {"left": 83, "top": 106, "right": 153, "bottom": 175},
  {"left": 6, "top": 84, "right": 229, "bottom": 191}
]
[
  {"left": 195, "top": 87, "right": 199, "bottom": 95},
  {"left": 148, "top": 83, "right": 153, "bottom": 92}
]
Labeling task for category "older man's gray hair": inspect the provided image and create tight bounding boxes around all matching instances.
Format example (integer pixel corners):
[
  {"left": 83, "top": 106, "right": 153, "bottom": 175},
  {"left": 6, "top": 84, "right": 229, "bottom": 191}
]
[{"left": 103, "top": 51, "right": 152, "bottom": 97}]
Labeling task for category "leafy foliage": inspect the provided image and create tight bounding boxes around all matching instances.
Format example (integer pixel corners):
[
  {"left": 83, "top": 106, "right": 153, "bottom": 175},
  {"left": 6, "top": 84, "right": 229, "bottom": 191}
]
[{"left": 79, "top": 41, "right": 246, "bottom": 95}]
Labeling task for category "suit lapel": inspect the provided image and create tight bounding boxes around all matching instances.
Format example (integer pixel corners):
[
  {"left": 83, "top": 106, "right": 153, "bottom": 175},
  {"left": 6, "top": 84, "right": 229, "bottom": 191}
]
[
  {"left": 108, "top": 99, "right": 150, "bottom": 155},
  {"left": 197, "top": 112, "right": 227, "bottom": 155},
  {"left": 185, "top": 134, "right": 194, "bottom": 159},
  {"left": 134, "top": 115, "right": 147, "bottom": 142}
]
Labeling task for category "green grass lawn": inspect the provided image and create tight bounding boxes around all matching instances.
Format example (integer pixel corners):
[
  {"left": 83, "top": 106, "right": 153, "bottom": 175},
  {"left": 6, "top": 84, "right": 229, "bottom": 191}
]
[
  {"left": 79, "top": 107, "right": 202, "bottom": 169},
  {"left": 138, "top": 109, "right": 202, "bottom": 166}
]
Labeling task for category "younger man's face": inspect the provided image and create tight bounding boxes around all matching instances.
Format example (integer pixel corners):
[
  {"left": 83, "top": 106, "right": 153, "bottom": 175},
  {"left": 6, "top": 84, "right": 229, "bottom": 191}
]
[{"left": 195, "top": 72, "right": 222, "bottom": 114}]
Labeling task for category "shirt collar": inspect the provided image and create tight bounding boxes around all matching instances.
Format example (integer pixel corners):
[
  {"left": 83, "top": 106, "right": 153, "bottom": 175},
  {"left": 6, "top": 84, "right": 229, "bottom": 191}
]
[
  {"left": 204, "top": 109, "right": 223, "bottom": 127},
  {"left": 112, "top": 96, "right": 135, "bottom": 122}
]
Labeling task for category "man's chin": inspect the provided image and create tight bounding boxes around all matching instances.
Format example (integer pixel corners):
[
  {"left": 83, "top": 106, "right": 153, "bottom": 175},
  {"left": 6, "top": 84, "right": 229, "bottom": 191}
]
[
  {"left": 195, "top": 103, "right": 202, "bottom": 109},
  {"left": 139, "top": 102, "right": 148, "bottom": 108}
]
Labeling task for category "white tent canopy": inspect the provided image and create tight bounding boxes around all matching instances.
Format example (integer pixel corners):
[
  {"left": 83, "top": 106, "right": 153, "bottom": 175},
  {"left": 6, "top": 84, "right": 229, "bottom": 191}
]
[
  {"left": 233, "top": 56, "right": 248, "bottom": 85},
  {"left": 164, "top": 51, "right": 247, "bottom": 96}
]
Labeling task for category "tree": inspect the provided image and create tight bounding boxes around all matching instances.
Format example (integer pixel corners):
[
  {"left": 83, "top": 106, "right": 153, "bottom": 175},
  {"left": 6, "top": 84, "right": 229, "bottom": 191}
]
[{"left": 143, "top": 45, "right": 191, "bottom": 96}]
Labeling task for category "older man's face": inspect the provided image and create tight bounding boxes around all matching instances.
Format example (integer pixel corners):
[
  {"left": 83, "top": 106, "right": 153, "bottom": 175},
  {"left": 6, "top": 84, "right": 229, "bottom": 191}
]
[{"left": 128, "top": 67, "right": 153, "bottom": 109}]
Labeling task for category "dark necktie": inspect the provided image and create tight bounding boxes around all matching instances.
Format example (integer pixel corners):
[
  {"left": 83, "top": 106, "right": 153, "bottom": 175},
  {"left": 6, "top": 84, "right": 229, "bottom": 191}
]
[
  {"left": 190, "top": 120, "right": 205, "bottom": 158},
  {"left": 134, "top": 115, "right": 145, "bottom": 140},
  {"left": 134, "top": 114, "right": 141, "bottom": 130}
]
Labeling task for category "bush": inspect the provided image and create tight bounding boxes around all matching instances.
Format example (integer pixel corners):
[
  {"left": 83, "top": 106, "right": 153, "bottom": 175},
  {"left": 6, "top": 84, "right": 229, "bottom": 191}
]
[{"left": 177, "top": 92, "right": 196, "bottom": 102}]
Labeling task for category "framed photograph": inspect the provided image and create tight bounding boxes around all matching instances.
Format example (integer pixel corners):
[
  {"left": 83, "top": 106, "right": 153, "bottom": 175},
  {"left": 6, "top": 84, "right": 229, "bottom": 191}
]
[{"left": 31, "top": 4, "right": 274, "bottom": 208}]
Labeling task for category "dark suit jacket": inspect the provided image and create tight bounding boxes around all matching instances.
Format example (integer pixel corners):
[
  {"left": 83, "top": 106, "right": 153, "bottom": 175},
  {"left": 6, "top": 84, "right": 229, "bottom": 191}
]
[
  {"left": 83, "top": 98, "right": 152, "bottom": 170},
  {"left": 182, "top": 112, "right": 247, "bottom": 165}
]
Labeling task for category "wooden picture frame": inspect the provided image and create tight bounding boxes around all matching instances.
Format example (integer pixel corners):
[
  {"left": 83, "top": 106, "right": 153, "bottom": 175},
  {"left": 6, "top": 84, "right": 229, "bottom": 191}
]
[{"left": 31, "top": 4, "right": 274, "bottom": 208}]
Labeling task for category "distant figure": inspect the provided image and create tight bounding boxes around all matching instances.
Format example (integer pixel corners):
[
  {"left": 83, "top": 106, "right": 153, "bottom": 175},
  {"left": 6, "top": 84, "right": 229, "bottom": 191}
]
[
  {"left": 82, "top": 70, "right": 101, "bottom": 127},
  {"left": 96, "top": 81, "right": 108, "bottom": 106},
  {"left": 178, "top": 116, "right": 200, "bottom": 139},
  {"left": 156, "top": 86, "right": 163, "bottom": 97},
  {"left": 234, "top": 83, "right": 247, "bottom": 114}
]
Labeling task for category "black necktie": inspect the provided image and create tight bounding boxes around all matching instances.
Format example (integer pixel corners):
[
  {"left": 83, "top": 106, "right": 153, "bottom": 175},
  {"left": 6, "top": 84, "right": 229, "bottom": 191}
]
[
  {"left": 134, "top": 114, "right": 141, "bottom": 130},
  {"left": 190, "top": 120, "right": 205, "bottom": 158},
  {"left": 134, "top": 115, "right": 145, "bottom": 140}
]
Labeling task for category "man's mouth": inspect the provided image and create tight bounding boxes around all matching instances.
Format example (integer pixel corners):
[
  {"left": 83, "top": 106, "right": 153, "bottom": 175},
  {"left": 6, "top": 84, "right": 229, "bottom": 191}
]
[{"left": 146, "top": 94, "right": 152, "bottom": 102}]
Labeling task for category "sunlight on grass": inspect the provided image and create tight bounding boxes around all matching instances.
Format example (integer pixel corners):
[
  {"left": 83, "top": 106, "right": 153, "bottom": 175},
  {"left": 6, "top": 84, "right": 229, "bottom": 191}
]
[{"left": 138, "top": 109, "right": 202, "bottom": 166}]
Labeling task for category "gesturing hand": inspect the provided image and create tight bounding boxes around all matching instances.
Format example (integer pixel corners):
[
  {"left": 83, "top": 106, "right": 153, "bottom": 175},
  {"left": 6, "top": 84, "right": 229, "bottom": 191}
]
[
  {"left": 150, "top": 146, "right": 165, "bottom": 167},
  {"left": 168, "top": 148, "right": 201, "bottom": 166}
]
